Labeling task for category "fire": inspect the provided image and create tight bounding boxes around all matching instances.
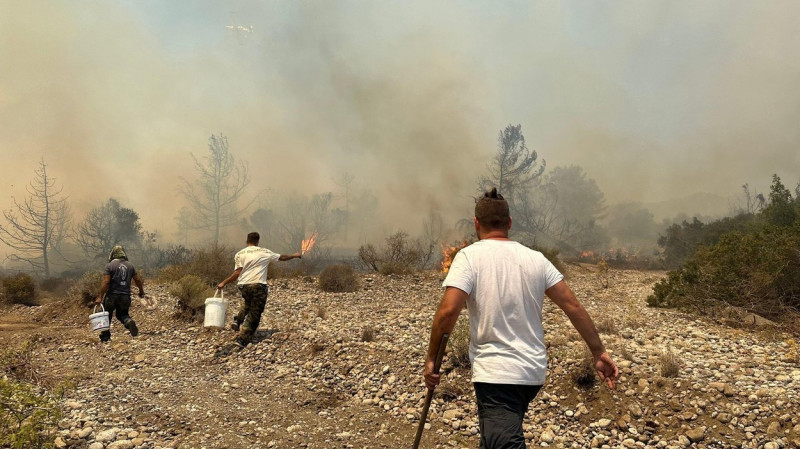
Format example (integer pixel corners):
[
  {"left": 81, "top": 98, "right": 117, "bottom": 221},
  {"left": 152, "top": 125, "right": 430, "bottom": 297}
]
[
  {"left": 301, "top": 231, "right": 318, "bottom": 256},
  {"left": 441, "top": 241, "right": 469, "bottom": 273}
]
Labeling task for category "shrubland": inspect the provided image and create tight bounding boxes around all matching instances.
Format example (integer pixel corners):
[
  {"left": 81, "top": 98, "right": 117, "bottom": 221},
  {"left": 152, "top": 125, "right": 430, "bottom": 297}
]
[{"left": 649, "top": 175, "right": 800, "bottom": 330}]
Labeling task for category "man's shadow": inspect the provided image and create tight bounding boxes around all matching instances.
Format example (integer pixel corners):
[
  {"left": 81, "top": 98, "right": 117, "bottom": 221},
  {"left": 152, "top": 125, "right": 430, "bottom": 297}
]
[{"left": 249, "top": 328, "right": 279, "bottom": 345}]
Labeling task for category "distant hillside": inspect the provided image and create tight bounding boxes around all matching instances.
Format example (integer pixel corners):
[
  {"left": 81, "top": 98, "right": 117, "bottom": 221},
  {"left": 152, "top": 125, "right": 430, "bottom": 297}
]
[{"left": 643, "top": 192, "right": 735, "bottom": 222}]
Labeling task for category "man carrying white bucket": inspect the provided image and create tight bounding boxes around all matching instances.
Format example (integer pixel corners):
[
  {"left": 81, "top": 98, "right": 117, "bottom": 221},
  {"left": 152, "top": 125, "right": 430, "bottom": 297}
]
[
  {"left": 94, "top": 245, "right": 145, "bottom": 343},
  {"left": 217, "top": 232, "right": 301, "bottom": 349}
]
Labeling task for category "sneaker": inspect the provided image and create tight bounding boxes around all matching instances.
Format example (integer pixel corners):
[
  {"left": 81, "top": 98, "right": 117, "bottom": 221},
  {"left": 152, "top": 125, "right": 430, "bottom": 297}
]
[
  {"left": 234, "top": 337, "right": 248, "bottom": 349},
  {"left": 230, "top": 320, "right": 241, "bottom": 332},
  {"left": 125, "top": 319, "right": 139, "bottom": 337}
]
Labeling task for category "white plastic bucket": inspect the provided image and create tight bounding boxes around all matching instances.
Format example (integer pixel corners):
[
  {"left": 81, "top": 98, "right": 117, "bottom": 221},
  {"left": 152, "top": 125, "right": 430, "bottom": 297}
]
[
  {"left": 89, "top": 305, "right": 110, "bottom": 332},
  {"left": 203, "top": 290, "right": 227, "bottom": 328}
]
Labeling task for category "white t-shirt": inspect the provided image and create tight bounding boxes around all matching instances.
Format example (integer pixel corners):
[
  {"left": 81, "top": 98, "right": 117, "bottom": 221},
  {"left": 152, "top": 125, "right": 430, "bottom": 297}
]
[
  {"left": 443, "top": 239, "right": 564, "bottom": 385},
  {"left": 234, "top": 246, "right": 280, "bottom": 285}
]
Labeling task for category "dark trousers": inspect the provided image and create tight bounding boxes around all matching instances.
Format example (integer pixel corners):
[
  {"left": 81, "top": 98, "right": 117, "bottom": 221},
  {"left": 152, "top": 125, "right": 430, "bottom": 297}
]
[
  {"left": 99, "top": 293, "right": 132, "bottom": 342},
  {"left": 474, "top": 382, "right": 542, "bottom": 449},
  {"left": 235, "top": 284, "right": 268, "bottom": 342}
]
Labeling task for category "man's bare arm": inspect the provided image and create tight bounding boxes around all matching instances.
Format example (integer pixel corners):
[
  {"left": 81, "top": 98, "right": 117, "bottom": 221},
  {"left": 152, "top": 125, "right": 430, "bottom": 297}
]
[
  {"left": 133, "top": 272, "right": 145, "bottom": 297},
  {"left": 278, "top": 252, "right": 302, "bottom": 261},
  {"left": 95, "top": 274, "right": 111, "bottom": 304},
  {"left": 546, "top": 280, "right": 618, "bottom": 389},
  {"left": 423, "top": 287, "right": 468, "bottom": 389},
  {"left": 217, "top": 268, "right": 243, "bottom": 290}
]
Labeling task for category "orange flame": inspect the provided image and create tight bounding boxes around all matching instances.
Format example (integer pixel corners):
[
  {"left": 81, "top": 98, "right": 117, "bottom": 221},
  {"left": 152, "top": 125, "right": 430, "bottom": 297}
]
[
  {"left": 301, "top": 231, "right": 318, "bottom": 255},
  {"left": 442, "top": 241, "right": 469, "bottom": 273}
]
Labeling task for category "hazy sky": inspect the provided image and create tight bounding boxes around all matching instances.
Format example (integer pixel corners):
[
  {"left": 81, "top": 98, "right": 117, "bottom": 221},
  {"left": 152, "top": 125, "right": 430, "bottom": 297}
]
[{"left": 1, "top": 0, "right": 799, "bottom": 242}]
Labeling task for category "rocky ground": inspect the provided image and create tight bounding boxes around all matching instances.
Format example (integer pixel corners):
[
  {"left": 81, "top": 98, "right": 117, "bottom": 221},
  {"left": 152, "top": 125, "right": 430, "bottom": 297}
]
[{"left": 1, "top": 265, "right": 799, "bottom": 449}]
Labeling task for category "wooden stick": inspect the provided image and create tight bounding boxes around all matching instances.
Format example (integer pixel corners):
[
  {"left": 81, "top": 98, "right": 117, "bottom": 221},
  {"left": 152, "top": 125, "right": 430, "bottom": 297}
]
[{"left": 412, "top": 333, "right": 449, "bottom": 449}]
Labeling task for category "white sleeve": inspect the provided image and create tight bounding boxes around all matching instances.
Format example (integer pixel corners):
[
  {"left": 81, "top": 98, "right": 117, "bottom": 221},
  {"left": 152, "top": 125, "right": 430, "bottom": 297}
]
[
  {"left": 234, "top": 253, "right": 243, "bottom": 270},
  {"left": 442, "top": 251, "right": 474, "bottom": 295},
  {"left": 543, "top": 257, "right": 564, "bottom": 289}
]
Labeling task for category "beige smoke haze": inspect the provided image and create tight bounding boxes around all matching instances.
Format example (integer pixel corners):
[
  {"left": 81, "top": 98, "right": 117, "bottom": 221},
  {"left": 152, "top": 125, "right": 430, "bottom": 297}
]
[{"left": 1, "top": 1, "right": 799, "bottom": 259}]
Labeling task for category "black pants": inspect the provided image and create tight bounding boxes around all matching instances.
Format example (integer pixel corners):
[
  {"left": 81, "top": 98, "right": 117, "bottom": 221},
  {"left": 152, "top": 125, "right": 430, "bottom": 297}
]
[
  {"left": 474, "top": 382, "right": 542, "bottom": 449},
  {"left": 99, "top": 293, "right": 132, "bottom": 342}
]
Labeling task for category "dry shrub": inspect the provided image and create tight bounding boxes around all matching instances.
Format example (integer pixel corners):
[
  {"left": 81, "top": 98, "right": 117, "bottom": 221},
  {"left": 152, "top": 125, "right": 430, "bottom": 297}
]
[
  {"left": 659, "top": 350, "right": 681, "bottom": 378},
  {"left": 619, "top": 346, "right": 635, "bottom": 362},
  {"left": 68, "top": 271, "right": 104, "bottom": 308},
  {"left": 1, "top": 274, "right": 37, "bottom": 306},
  {"left": 361, "top": 325, "right": 375, "bottom": 342},
  {"left": 319, "top": 264, "right": 360, "bottom": 292},
  {"left": 358, "top": 231, "right": 425, "bottom": 275},
  {"left": 448, "top": 316, "right": 471, "bottom": 368},
  {"left": 437, "top": 382, "right": 468, "bottom": 402},
  {"left": 170, "top": 275, "right": 215, "bottom": 322},
  {"left": 190, "top": 244, "right": 234, "bottom": 285},
  {"left": 595, "top": 316, "right": 618, "bottom": 335},
  {"left": 0, "top": 336, "right": 41, "bottom": 384},
  {"left": 572, "top": 355, "right": 597, "bottom": 389},
  {"left": 38, "top": 277, "right": 69, "bottom": 294},
  {"left": 268, "top": 262, "right": 308, "bottom": 279},
  {"left": 157, "top": 264, "right": 187, "bottom": 283}
]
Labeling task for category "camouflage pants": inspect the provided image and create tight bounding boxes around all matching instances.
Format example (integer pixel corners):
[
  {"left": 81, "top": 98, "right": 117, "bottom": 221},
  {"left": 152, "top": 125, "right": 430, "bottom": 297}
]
[
  {"left": 99, "top": 293, "right": 132, "bottom": 342},
  {"left": 235, "top": 284, "right": 268, "bottom": 342}
]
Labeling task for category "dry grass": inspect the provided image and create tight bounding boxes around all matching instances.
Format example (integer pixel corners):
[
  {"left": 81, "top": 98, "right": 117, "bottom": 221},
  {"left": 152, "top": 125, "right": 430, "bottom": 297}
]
[
  {"left": 448, "top": 316, "right": 471, "bottom": 368},
  {"left": 572, "top": 355, "right": 597, "bottom": 389},
  {"left": 318, "top": 264, "right": 360, "bottom": 293},
  {"left": 361, "top": 326, "right": 375, "bottom": 342},
  {"left": 659, "top": 350, "right": 681, "bottom": 378},
  {"left": 595, "top": 316, "right": 618, "bottom": 335}
]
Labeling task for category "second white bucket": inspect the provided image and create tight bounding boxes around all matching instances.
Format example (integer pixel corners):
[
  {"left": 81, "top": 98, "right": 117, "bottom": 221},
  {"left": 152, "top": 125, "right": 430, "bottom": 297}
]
[{"left": 203, "top": 290, "right": 227, "bottom": 328}]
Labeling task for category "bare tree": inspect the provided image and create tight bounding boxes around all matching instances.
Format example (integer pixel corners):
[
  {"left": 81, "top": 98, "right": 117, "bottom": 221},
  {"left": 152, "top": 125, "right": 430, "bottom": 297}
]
[
  {"left": 74, "top": 198, "right": 142, "bottom": 260},
  {"left": 480, "top": 124, "right": 545, "bottom": 206},
  {"left": 0, "top": 160, "right": 69, "bottom": 277},
  {"left": 333, "top": 172, "right": 355, "bottom": 242},
  {"left": 179, "top": 134, "right": 251, "bottom": 244}
]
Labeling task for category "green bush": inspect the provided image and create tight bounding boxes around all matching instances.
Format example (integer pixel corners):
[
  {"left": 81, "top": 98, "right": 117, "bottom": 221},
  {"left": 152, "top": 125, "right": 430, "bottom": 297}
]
[
  {"left": 318, "top": 264, "right": 360, "bottom": 292},
  {"left": 170, "top": 275, "right": 215, "bottom": 321},
  {"left": 68, "top": 271, "right": 104, "bottom": 308},
  {"left": 1, "top": 274, "right": 37, "bottom": 306},
  {"left": 0, "top": 336, "right": 64, "bottom": 449},
  {"left": 648, "top": 223, "right": 800, "bottom": 322},
  {"left": 0, "top": 379, "right": 62, "bottom": 449}
]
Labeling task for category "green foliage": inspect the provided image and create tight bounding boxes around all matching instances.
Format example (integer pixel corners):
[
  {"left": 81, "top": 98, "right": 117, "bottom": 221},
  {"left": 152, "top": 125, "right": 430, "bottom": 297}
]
[
  {"left": 0, "top": 379, "right": 62, "bottom": 449},
  {"left": 657, "top": 215, "right": 757, "bottom": 269},
  {"left": 358, "top": 232, "right": 426, "bottom": 275},
  {"left": 318, "top": 264, "right": 360, "bottom": 293},
  {"left": 1, "top": 274, "right": 37, "bottom": 306},
  {"left": 68, "top": 270, "right": 104, "bottom": 307},
  {"left": 170, "top": 275, "right": 215, "bottom": 321},
  {"left": 0, "top": 337, "right": 64, "bottom": 449},
  {"left": 763, "top": 174, "right": 797, "bottom": 226},
  {"left": 648, "top": 223, "right": 800, "bottom": 321}
]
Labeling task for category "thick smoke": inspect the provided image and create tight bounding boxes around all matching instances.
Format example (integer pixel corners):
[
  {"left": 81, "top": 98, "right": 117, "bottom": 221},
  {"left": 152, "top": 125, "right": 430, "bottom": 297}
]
[{"left": 1, "top": 1, "right": 799, "bottom": 259}]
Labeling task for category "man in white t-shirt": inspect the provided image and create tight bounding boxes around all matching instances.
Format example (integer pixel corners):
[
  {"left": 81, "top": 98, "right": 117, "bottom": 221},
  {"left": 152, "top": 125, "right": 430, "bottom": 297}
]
[
  {"left": 217, "top": 232, "right": 301, "bottom": 348},
  {"left": 423, "top": 188, "right": 618, "bottom": 448}
]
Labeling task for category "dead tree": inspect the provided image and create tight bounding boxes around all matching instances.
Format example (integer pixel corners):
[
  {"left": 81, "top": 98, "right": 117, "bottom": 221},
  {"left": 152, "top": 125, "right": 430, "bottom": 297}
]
[
  {"left": 0, "top": 160, "right": 69, "bottom": 277},
  {"left": 179, "top": 134, "right": 251, "bottom": 245}
]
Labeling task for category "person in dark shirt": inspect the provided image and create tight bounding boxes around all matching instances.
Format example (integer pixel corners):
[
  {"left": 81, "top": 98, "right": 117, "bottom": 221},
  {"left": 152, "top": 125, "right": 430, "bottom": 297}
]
[{"left": 94, "top": 245, "right": 145, "bottom": 342}]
